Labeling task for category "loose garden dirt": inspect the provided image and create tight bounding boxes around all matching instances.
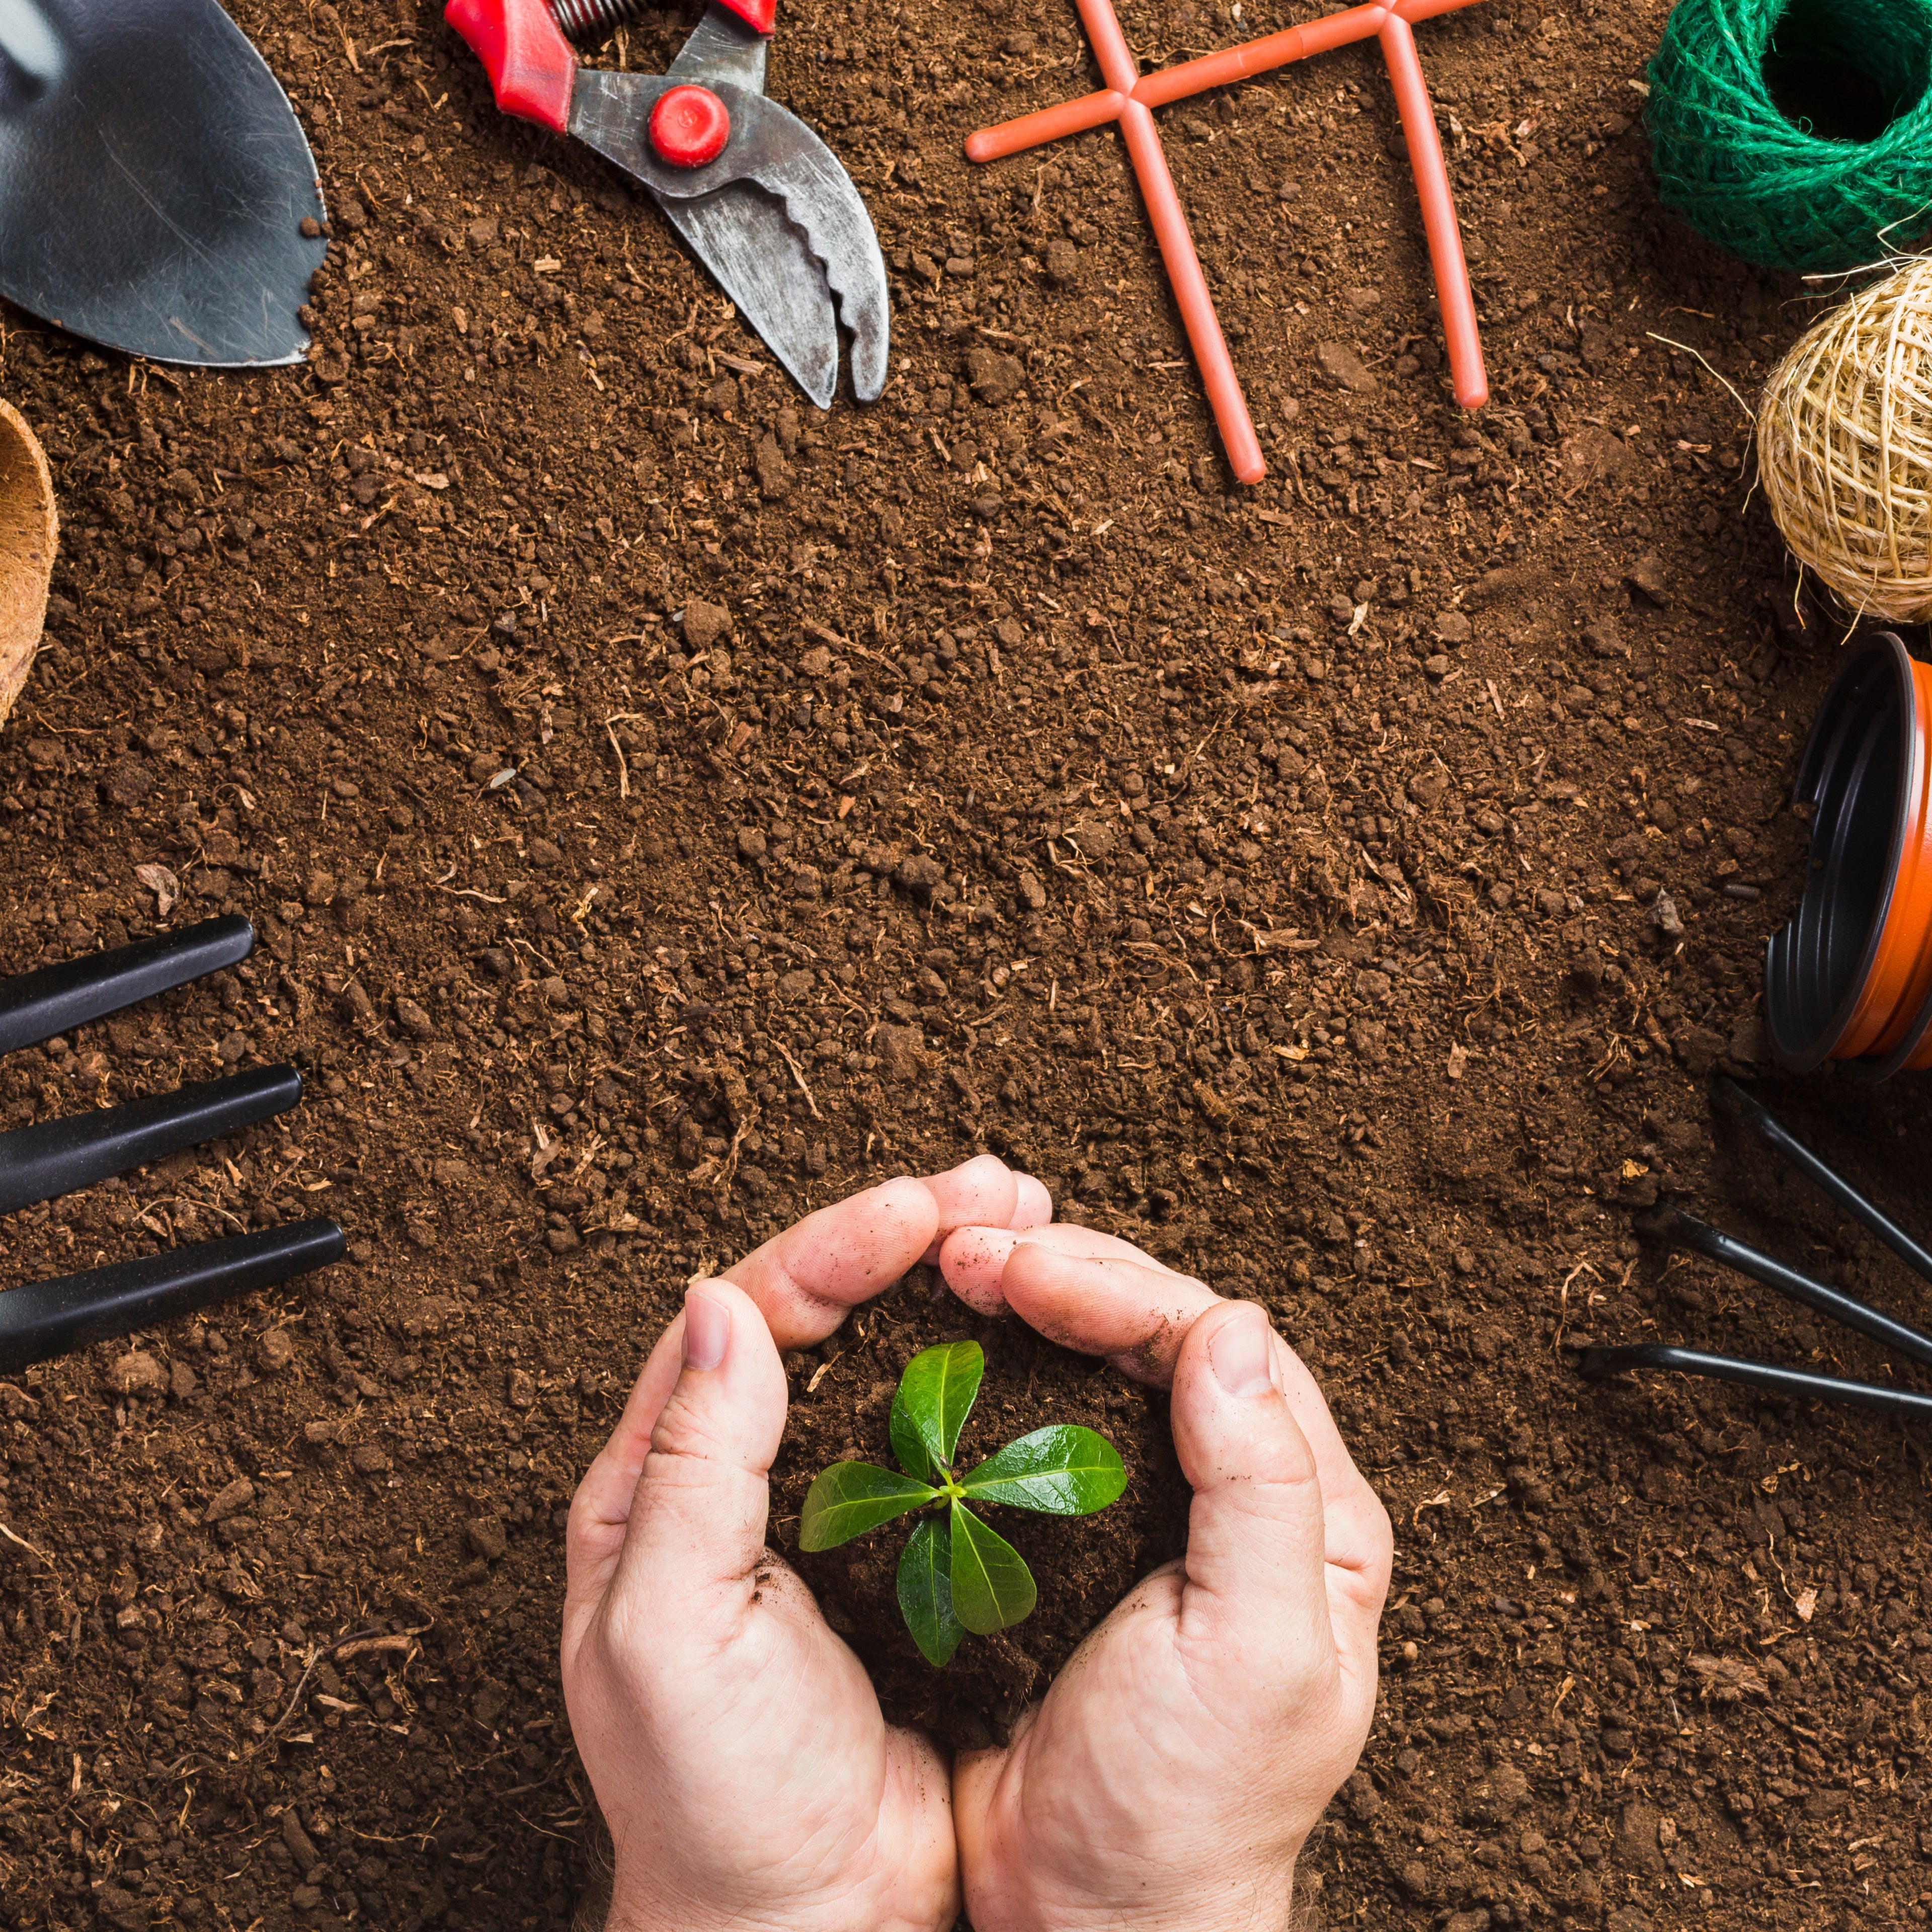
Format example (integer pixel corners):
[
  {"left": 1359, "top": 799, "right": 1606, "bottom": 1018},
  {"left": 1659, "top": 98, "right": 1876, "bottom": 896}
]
[{"left": 1, "top": 0, "right": 1928, "bottom": 1926}]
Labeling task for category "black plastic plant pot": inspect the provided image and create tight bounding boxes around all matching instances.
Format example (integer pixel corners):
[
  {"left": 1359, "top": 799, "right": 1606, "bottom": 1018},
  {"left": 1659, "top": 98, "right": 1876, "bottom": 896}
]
[{"left": 1765, "top": 632, "right": 1932, "bottom": 1076}]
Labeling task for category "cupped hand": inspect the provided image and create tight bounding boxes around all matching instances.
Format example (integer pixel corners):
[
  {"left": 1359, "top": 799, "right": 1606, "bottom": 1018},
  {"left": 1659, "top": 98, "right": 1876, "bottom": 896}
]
[
  {"left": 940, "top": 1224, "right": 1393, "bottom": 1932},
  {"left": 562, "top": 1157, "right": 1050, "bottom": 1932}
]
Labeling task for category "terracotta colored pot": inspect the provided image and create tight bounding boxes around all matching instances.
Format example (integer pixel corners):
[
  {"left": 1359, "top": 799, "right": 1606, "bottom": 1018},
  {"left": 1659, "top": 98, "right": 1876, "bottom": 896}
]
[
  {"left": 1766, "top": 632, "right": 1932, "bottom": 1076},
  {"left": 0, "top": 398, "right": 56, "bottom": 729}
]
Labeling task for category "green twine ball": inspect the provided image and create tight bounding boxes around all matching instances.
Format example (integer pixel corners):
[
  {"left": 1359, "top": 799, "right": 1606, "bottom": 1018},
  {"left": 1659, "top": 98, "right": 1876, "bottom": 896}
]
[{"left": 1648, "top": 0, "right": 1932, "bottom": 274}]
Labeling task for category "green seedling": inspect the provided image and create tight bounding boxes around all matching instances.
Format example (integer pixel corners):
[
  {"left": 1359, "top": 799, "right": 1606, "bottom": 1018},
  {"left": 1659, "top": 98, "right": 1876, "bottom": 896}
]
[{"left": 798, "top": 1340, "right": 1128, "bottom": 1667}]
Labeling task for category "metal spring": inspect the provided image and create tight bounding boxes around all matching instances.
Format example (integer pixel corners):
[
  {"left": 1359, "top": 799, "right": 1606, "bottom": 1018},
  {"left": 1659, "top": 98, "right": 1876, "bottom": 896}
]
[{"left": 549, "top": 0, "right": 649, "bottom": 43}]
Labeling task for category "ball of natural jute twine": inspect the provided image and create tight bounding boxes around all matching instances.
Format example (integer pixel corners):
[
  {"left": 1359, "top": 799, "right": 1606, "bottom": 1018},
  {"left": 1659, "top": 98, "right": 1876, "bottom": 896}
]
[
  {"left": 1758, "top": 256, "right": 1932, "bottom": 623},
  {"left": 1649, "top": 0, "right": 1932, "bottom": 275}
]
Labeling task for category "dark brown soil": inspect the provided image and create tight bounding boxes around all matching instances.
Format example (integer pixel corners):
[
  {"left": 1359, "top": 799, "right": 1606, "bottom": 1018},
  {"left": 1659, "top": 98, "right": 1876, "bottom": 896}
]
[{"left": 1, "top": 0, "right": 1927, "bottom": 1927}]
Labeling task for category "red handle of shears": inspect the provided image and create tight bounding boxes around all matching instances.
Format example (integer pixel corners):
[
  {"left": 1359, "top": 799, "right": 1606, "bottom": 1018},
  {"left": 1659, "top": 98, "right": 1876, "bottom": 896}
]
[
  {"left": 445, "top": 0, "right": 778, "bottom": 136},
  {"left": 445, "top": 0, "right": 577, "bottom": 132}
]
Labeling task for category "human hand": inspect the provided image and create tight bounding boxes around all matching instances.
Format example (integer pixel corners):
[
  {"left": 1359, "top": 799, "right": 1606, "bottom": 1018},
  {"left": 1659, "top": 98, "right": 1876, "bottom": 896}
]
[
  {"left": 563, "top": 1157, "right": 1051, "bottom": 1932},
  {"left": 940, "top": 1225, "right": 1393, "bottom": 1932}
]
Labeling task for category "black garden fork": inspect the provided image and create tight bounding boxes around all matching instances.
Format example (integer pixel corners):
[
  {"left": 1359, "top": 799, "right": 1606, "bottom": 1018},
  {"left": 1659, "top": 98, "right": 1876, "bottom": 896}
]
[{"left": 0, "top": 916, "right": 343, "bottom": 1374}]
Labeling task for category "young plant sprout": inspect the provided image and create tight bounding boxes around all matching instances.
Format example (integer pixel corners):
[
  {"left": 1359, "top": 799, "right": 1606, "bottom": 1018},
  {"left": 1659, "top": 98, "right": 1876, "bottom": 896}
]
[{"left": 798, "top": 1340, "right": 1129, "bottom": 1666}]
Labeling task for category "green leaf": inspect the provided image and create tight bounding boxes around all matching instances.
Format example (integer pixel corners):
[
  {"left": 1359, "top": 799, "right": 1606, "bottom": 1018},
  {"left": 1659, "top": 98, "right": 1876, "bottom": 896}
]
[
  {"left": 798, "top": 1462, "right": 937, "bottom": 1552},
  {"left": 898, "top": 1514, "right": 966, "bottom": 1667},
  {"left": 889, "top": 1383, "right": 935, "bottom": 1483},
  {"left": 959, "top": 1426, "right": 1129, "bottom": 1516},
  {"left": 949, "top": 1501, "right": 1037, "bottom": 1636},
  {"left": 897, "top": 1340, "right": 984, "bottom": 1475}
]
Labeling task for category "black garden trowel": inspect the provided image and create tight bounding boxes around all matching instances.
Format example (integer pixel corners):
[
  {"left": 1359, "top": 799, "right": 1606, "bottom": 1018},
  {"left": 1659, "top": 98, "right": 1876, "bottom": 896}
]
[{"left": 0, "top": 0, "right": 328, "bottom": 367}]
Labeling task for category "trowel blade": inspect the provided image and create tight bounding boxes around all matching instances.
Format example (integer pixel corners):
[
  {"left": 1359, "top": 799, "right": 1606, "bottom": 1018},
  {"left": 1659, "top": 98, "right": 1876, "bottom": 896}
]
[{"left": 0, "top": 0, "right": 328, "bottom": 367}]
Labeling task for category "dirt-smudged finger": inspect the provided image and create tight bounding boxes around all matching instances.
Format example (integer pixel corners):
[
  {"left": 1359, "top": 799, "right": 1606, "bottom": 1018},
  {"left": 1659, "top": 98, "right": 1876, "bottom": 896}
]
[
  {"left": 940, "top": 1232, "right": 1220, "bottom": 1383},
  {"left": 725, "top": 1175, "right": 939, "bottom": 1347},
  {"left": 916, "top": 1152, "right": 1040, "bottom": 1262}
]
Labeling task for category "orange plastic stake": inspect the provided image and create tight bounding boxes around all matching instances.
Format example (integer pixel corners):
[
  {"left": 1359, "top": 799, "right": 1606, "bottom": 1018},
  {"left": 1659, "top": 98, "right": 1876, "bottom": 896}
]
[
  {"left": 966, "top": 0, "right": 1493, "bottom": 485},
  {"left": 1069, "top": 0, "right": 1265, "bottom": 482},
  {"left": 1378, "top": 9, "right": 1484, "bottom": 408}
]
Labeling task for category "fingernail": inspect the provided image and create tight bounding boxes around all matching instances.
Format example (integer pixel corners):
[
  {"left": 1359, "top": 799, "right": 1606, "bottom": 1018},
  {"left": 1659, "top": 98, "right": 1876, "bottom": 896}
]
[
  {"left": 683, "top": 1287, "right": 731, "bottom": 1372},
  {"left": 1210, "top": 1304, "right": 1274, "bottom": 1398}
]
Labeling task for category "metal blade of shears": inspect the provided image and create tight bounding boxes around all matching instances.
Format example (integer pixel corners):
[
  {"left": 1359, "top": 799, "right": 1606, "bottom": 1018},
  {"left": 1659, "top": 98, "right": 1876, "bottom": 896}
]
[
  {"left": 666, "top": 3, "right": 769, "bottom": 91},
  {"left": 568, "top": 2, "right": 889, "bottom": 409},
  {"left": 660, "top": 187, "right": 842, "bottom": 407}
]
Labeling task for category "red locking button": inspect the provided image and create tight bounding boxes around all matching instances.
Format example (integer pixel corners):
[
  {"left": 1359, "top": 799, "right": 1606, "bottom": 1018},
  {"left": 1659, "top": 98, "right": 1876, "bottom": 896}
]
[{"left": 650, "top": 85, "right": 731, "bottom": 168}]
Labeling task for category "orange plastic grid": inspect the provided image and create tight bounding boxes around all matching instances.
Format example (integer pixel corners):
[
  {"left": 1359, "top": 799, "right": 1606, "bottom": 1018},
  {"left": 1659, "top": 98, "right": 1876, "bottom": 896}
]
[{"left": 967, "top": 0, "right": 1493, "bottom": 484}]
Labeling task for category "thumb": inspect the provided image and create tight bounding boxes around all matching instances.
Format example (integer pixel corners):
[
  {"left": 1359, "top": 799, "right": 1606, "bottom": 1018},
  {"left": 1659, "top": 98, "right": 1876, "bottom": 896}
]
[
  {"left": 1170, "top": 1302, "right": 1333, "bottom": 1666},
  {"left": 611, "top": 1279, "right": 790, "bottom": 1617}
]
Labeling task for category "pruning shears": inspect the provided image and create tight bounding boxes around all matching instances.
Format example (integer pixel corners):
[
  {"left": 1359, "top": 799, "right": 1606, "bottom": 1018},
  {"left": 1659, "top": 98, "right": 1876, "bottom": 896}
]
[{"left": 448, "top": 0, "right": 890, "bottom": 409}]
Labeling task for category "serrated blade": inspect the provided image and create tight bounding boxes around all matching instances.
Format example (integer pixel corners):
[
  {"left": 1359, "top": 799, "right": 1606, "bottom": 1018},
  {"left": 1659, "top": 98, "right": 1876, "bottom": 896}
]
[
  {"left": 0, "top": 0, "right": 327, "bottom": 366},
  {"left": 662, "top": 186, "right": 839, "bottom": 408},
  {"left": 571, "top": 70, "right": 889, "bottom": 408}
]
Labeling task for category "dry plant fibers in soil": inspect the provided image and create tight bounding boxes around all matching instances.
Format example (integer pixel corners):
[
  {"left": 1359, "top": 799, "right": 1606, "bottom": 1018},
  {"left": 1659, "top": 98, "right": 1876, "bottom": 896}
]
[
  {"left": 1758, "top": 255, "right": 1932, "bottom": 622},
  {"left": 0, "top": 397, "right": 54, "bottom": 727}
]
